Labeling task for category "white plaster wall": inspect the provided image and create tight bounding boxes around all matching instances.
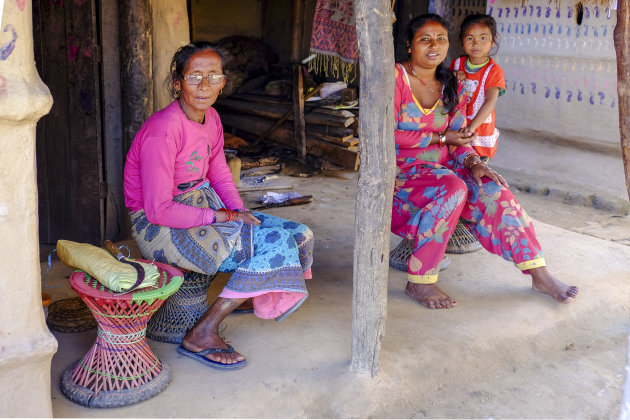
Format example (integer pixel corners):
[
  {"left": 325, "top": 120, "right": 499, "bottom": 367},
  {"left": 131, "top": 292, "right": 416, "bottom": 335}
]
[
  {"left": 491, "top": 0, "right": 619, "bottom": 153},
  {"left": 151, "top": 0, "right": 190, "bottom": 112},
  {"left": 0, "top": 0, "right": 57, "bottom": 417}
]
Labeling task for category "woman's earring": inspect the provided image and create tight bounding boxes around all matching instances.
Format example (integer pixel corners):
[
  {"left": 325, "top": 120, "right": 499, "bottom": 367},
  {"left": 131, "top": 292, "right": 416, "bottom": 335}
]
[
  {"left": 175, "top": 89, "right": 180, "bottom": 97},
  {"left": 220, "top": 88, "right": 223, "bottom": 95}
]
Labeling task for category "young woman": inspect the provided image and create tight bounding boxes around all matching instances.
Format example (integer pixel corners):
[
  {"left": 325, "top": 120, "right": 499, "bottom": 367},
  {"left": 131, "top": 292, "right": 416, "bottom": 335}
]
[{"left": 393, "top": 14, "right": 578, "bottom": 309}]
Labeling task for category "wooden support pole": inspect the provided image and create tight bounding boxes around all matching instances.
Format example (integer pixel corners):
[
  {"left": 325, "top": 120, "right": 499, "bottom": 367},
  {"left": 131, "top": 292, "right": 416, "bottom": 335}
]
[
  {"left": 293, "top": 65, "right": 307, "bottom": 161},
  {"left": 290, "top": 1, "right": 306, "bottom": 160},
  {"left": 290, "top": 0, "right": 305, "bottom": 63},
  {"left": 119, "top": 0, "right": 153, "bottom": 154},
  {"left": 350, "top": 0, "right": 396, "bottom": 377},
  {"left": 614, "top": 0, "right": 630, "bottom": 203}
]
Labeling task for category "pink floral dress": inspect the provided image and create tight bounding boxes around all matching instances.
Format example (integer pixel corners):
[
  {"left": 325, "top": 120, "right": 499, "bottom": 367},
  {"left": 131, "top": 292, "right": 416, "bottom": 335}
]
[{"left": 393, "top": 64, "right": 546, "bottom": 284}]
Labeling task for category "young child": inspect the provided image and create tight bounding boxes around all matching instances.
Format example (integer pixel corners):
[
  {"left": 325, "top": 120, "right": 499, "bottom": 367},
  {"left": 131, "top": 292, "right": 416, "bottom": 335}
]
[{"left": 450, "top": 14, "right": 506, "bottom": 161}]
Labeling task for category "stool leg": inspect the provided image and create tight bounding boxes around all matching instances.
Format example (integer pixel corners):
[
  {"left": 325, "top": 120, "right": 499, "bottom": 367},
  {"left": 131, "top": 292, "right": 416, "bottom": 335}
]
[{"left": 146, "top": 271, "right": 215, "bottom": 343}]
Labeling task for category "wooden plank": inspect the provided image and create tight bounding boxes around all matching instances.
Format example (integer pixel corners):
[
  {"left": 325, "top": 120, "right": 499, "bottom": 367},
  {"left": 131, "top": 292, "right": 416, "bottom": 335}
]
[
  {"left": 293, "top": 64, "right": 307, "bottom": 160},
  {"left": 216, "top": 98, "right": 354, "bottom": 128},
  {"left": 350, "top": 0, "right": 396, "bottom": 377},
  {"left": 221, "top": 112, "right": 359, "bottom": 170},
  {"left": 308, "top": 132, "right": 359, "bottom": 147},
  {"left": 231, "top": 93, "right": 356, "bottom": 117},
  {"left": 305, "top": 123, "right": 355, "bottom": 139},
  {"left": 614, "top": 0, "right": 630, "bottom": 202}
]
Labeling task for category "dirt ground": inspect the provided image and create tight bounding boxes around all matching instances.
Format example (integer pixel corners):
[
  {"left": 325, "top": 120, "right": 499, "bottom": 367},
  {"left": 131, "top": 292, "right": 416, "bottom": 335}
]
[{"left": 43, "top": 167, "right": 630, "bottom": 419}]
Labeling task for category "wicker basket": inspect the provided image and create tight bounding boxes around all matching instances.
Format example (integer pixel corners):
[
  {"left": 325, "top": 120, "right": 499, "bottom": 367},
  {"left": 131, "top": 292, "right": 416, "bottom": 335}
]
[
  {"left": 146, "top": 270, "right": 215, "bottom": 344},
  {"left": 389, "top": 239, "right": 450, "bottom": 272},
  {"left": 47, "top": 296, "right": 97, "bottom": 333},
  {"left": 445, "top": 220, "right": 482, "bottom": 254}
]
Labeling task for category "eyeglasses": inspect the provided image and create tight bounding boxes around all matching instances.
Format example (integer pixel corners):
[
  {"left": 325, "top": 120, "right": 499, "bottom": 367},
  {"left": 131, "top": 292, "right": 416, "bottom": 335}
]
[{"left": 183, "top": 74, "right": 226, "bottom": 85}]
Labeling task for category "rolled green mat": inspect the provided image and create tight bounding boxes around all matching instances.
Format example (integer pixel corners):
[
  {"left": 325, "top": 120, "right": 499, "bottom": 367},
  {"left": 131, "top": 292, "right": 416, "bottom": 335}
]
[{"left": 57, "top": 240, "right": 160, "bottom": 292}]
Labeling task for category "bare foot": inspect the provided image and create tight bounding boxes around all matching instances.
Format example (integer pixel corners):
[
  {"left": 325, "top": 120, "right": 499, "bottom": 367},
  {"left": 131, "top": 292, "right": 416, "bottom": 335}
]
[
  {"left": 530, "top": 267, "right": 579, "bottom": 303},
  {"left": 181, "top": 297, "right": 247, "bottom": 365},
  {"left": 181, "top": 334, "right": 245, "bottom": 365},
  {"left": 405, "top": 282, "right": 457, "bottom": 309}
]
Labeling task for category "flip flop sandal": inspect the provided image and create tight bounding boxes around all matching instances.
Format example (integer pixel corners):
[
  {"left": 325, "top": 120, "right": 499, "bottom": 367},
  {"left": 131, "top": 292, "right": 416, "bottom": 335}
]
[
  {"left": 275, "top": 295, "right": 308, "bottom": 322},
  {"left": 177, "top": 344, "right": 247, "bottom": 370},
  {"left": 231, "top": 307, "right": 254, "bottom": 314}
]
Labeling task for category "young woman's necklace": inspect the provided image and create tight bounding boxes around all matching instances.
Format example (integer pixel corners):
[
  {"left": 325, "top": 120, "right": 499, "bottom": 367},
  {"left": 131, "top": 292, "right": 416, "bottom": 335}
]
[{"left": 408, "top": 60, "right": 442, "bottom": 97}]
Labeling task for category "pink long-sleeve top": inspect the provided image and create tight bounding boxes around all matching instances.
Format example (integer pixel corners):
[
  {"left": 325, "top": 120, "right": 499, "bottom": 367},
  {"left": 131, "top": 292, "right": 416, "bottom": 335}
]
[{"left": 124, "top": 101, "right": 244, "bottom": 229}]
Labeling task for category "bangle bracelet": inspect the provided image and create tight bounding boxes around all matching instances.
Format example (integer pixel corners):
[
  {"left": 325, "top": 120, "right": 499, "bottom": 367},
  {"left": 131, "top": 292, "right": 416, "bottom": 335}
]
[
  {"left": 438, "top": 132, "right": 447, "bottom": 147},
  {"left": 218, "top": 208, "right": 240, "bottom": 222},
  {"left": 464, "top": 153, "right": 480, "bottom": 168},
  {"left": 469, "top": 159, "right": 485, "bottom": 170}
]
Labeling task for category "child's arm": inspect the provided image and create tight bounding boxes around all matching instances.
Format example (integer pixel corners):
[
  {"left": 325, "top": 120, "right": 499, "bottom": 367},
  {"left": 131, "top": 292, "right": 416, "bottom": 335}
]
[{"left": 466, "top": 86, "right": 501, "bottom": 132}]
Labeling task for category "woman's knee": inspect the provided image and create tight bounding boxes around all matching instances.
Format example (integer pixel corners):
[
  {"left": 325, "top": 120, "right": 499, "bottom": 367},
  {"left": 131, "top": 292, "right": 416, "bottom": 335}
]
[{"left": 443, "top": 175, "right": 468, "bottom": 205}]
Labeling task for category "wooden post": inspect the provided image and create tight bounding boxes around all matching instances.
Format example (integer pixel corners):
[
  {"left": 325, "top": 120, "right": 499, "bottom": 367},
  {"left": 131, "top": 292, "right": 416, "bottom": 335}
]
[
  {"left": 119, "top": 0, "right": 154, "bottom": 155},
  {"left": 290, "top": 0, "right": 305, "bottom": 63},
  {"left": 614, "top": 0, "right": 630, "bottom": 202},
  {"left": 350, "top": 0, "right": 396, "bottom": 377},
  {"left": 293, "top": 65, "right": 307, "bottom": 161},
  {"left": 291, "top": 0, "right": 307, "bottom": 161}
]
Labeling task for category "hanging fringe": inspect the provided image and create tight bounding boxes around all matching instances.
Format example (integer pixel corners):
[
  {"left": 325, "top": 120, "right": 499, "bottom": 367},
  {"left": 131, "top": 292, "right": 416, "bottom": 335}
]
[{"left": 307, "top": 52, "right": 357, "bottom": 85}]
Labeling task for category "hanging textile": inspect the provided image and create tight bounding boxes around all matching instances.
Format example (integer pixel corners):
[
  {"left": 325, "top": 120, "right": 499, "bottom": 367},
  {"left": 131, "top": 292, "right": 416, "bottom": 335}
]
[{"left": 308, "top": 0, "right": 358, "bottom": 84}]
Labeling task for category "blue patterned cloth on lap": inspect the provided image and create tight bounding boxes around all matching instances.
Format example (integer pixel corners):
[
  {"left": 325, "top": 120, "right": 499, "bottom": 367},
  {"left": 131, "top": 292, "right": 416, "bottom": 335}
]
[{"left": 219, "top": 212, "right": 313, "bottom": 295}]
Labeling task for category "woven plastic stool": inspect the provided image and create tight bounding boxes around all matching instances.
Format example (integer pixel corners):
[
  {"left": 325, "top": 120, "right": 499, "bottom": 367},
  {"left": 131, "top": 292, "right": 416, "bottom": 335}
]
[
  {"left": 146, "top": 270, "right": 215, "bottom": 344},
  {"left": 389, "top": 239, "right": 451, "bottom": 272},
  {"left": 60, "top": 261, "right": 183, "bottom": 408},
  {"left": 445, "top": 220, "right": 482, "bottom": 254}
]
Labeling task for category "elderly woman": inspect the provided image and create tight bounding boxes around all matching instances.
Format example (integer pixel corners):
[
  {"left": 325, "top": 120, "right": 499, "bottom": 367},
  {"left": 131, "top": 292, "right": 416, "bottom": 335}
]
[
  {"left": 393, "top": 14, "right": 578, "bottom": 309},
  {"left": 124, "top": 41, "right": 313, "bottom": 369}
]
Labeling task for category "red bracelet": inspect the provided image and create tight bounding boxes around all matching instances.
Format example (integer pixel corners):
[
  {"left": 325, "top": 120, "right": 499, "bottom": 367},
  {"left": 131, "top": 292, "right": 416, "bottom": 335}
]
[
  {"left": 218, "top": 208, "right": 240, "bottom": 222},
  {"left": 464, "top": 153, "right": 480, "bottom": 168}
]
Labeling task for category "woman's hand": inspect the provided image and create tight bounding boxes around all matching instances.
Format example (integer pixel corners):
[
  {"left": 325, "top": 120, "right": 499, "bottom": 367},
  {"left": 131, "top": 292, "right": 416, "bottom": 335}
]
[
  {"left": 445, "top": 130, "right": 477, "bottom": 147},
  {"left": 215, "top": 209, "right": 261, "bottom": 225},
  {"left": 471, "top": 163, "right": 509, "bottom": 188},
  {"left": 238, "top": 210, "right": 261, "bottom": 225}
]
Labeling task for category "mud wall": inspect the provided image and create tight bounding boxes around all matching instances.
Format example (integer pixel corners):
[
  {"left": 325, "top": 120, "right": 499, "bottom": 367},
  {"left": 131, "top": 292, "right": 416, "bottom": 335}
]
[
  {"left": 0, "top": 1, "right": 57, "bottom": 416},
  {"left": 490, "top": 0, "right": 619, "bottom": 153}
]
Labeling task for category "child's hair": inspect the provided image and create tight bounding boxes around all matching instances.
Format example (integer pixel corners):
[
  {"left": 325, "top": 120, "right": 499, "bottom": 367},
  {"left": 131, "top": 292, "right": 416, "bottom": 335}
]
[
  {"left": 406, "top": 14, "right": 458, "bottom": 114},
  {"left": 459, "top": 14, "right": 499, "bottom": 54}
]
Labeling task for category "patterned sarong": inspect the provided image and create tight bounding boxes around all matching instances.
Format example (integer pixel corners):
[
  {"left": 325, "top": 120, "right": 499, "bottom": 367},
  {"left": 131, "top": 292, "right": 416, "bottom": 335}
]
[
  {"left": 131, "top": 185, "right": 315, "bottom": 319},
  {"left": 308, "top": 0, "right": 358, "bottom": 83}
]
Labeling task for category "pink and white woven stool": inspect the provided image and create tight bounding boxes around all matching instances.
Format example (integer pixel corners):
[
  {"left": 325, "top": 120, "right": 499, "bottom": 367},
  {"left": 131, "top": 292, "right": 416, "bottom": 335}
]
[{"left": 60, "top": 261, "right": 183, "bottom": 408}]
